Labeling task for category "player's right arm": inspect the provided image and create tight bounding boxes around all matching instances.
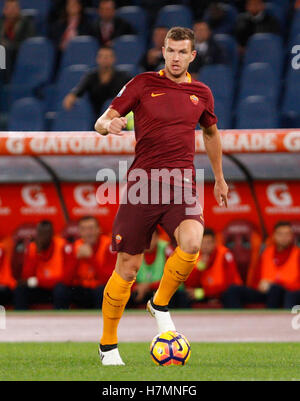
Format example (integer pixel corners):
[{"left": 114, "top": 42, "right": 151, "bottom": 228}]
[{"left": 94, "top": 107, "right": 127, "bottom": 136}]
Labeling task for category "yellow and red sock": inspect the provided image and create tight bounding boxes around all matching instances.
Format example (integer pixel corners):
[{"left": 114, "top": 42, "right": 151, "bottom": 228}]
[
  {"left": 100, "top": 270, "right": 135, "bottom": 345},
  {"left": 153, "top": 246, "right": 199, "bottom": 307}
]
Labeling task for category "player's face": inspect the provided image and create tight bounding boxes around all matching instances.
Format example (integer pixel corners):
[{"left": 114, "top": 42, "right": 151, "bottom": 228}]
[
  {"left": 79, "top": 219, "right": 100, "bottom": 245},
  {"left": 273, "top": 226, "right": 294, "bottom": 250},
  {"left": 36, "top": 226, "right": 53, "bottom": 251},
  {"left": 163, "top": 39, "right": 196, "bottom": 79}
]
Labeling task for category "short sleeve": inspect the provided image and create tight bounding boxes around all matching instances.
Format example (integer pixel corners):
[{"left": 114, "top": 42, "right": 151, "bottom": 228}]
[
  {"left": 199, "top": 87, "right": 218, "bottom": 128},
  {"left": 110, "top": 75, "right": 141, "bottom": 116}
]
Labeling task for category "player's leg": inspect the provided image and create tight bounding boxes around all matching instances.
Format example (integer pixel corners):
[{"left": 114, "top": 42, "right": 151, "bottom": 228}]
[
  {"left": 153, "top": 219, "right": 203, "bottom": 308},
  {"left": 99, "top": 252, "right": 143, "bottom": 365}
]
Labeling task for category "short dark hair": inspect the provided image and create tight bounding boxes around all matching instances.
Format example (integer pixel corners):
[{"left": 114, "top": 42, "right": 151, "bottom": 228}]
[
  {"left": 79, "top": 216, "right": 99, "bottom": 225},
  {"left": 203, "top": 228, "right": 215, "bottom": 238},
  {"left": 274, "top": 221, "right": 292, "bottom": 231},
  {"left": 165, "top": 26, "right": 195, "bottom": 51},
  {"left": 37, "top": 220, "right": 53, "bottom": 232}
]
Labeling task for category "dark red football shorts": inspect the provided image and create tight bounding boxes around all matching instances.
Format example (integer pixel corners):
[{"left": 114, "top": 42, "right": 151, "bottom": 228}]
[{"left": 111, "top": 180, "right": 204, "bottom": 255}]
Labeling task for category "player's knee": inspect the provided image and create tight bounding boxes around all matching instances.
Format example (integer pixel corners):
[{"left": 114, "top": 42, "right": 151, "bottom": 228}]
[
  {"left": 179, "top": 239, "right": 201, "bottom": 255},
  {"left": 116, "top": 253, "right": 142, "bottom": 282}
]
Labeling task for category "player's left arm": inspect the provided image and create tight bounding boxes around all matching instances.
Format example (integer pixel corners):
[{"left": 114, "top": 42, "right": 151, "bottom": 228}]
[{"left": 202, "top": 124, "right": 228, "bottom": 207}]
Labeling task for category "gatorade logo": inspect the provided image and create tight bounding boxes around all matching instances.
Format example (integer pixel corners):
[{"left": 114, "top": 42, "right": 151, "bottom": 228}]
[
  {"left": 74, "top": 185, "right": 97, "bottom": 207},
  {"left": 267, "top": 183, "right": 292, "bottom": 207},
  {"left": 21, "top": 185, "right": 47, "bottom": 207}
]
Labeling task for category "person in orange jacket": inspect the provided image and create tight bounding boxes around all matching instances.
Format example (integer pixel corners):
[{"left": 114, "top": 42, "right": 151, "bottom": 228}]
[
  {"left": 14, "top": 220, "right": 67, "bottom": 310},
  {"left": 0, "top": 237, "right": 17, "bottom": 306},
  {"left": 225, "top": 221, "right": 300, "bottom": 309},
  {"left": 184, "top": 228, "right": 242, "bottom": 306},
  {"left": 59, "top": 216, "right": 116, "bottom": 309}
]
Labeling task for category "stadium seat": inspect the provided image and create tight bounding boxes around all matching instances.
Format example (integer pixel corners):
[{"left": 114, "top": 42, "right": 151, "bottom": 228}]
[
  {"left": 19, "top": 0, "right": 51, "bottom": 34},
  {"left": 155, "top": 5, "right": 193, "bottom": 29},
  {"left": 47, "top": 64, "right": 90, "bottom": 113},
  {"left": 289, "top": 10, "right": 300, "bottom": 47},
  {"left": 198, "top": 64, "right": 234, "bottom": 112},
  {"left": 112, "top": 35, "right": 145, "bottom": 66},
  {"left": 265, "top": 2, "right": 285, "bottom": 31},
  {"left": 59, "top": 36, "right": 99, "bottom": 72},
  {"left": 51, "top": 98, "right": 93, "bottom": 131},
  {"left": 214, "top": 34, "right": 239, "bottom": 74},
  {"left": 243, "top": 34, "right": 283, "bottom": 78},
  {"left": 214, "top": 99, "right": 232, "bottom": 129},
  {"left": 12, "top": 223, "right": 37, "bottom": 281},
  {"left": 236, "top": 95, "right": 279, "bottom": 129},
  {"left": 238, "top": 63, "right": 279, "bottom": 105},
  {"left": 281, "top": 68, "right": 300, "bottom": 128},
  {"left": 61, "top": 221, "right": 80, "bottom": 243},
  {"left": 115, "top": 6, "right": 148, "bottom": 40},
  {"left": 8, "top": 37, "right": 54, "bottom": 104},
  {"left": 222, "top": 220, "right": 262, "bottom": 284},
  {"left": 8, "top": 97, "right": 45, "bottom": 131}
]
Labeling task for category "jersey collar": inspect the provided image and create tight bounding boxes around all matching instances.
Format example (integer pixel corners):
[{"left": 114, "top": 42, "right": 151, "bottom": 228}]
[{"left": 158, "top": 69, "right": 192, "bottom": 83}]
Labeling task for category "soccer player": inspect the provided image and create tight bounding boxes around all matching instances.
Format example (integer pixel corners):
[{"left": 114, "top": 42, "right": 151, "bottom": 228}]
[{"left": 94, "top": 26, "right": 228, "bottom": 365}]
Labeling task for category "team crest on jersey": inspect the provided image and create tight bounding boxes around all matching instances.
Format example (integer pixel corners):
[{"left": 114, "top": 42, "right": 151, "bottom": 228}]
[
  {"left": 115, "top": 234, "right": 122, "bottom": 244},
  {"left": 117, "top": 86, "right": 126, "bottom": 97},
  {"left": 190, "top": 95, "right": 199, "bottom": 105}
]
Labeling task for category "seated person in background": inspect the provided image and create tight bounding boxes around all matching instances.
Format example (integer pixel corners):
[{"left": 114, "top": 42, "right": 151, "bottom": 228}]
[
  {"left": 14, "top": 221, "right": 67, "bottom": 310},
  {"left": 139, "top": 26, "right": 168, "bottom": 72},
  {"left": 63, "top": 46, "right": 130, "bottom": 117},
  {"left": 131, "top": 229, "right": 187, "bottom": 308},
  {"left": 0, "top": 0, "right": 35, "bottom": 79},
  {"left": 235, "top": 0, "right": 281, "bottom": 50},
  {"left": 189, "top": 21, "right": 226, "bottom": 76},
  {"left": 204, "top": 1, "right": 236, "bottom": 35},
  {"left": 61, "top": 216, "right": 116, "bottom": 309},
  {"left": 225, "top": 221, "right": 300, "bottom": 309},
  {"left": 0, "top": 237, "right": 16, "bottom": 306},
  {"left": 184, "top": 228, "right": 242, "bottom": 307},
  {"left": 91, "top": 0, "right": 135, "bottom": 47},
  {"left": 48, "top": 0, "right": 92, "bottom": 51}
]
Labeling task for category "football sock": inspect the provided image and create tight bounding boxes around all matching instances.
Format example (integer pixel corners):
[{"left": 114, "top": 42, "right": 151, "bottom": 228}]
[
  {"left": 100, "top": 270, "right": 135, "bottom": 346},
  {"left": 153, "top": 246, "right": 199, "bottom": 307}
]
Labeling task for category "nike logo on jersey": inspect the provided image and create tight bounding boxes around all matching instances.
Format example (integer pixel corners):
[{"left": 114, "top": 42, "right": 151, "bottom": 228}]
[{"left": 151, "top": 92, "right": 166, "bottom": 97}]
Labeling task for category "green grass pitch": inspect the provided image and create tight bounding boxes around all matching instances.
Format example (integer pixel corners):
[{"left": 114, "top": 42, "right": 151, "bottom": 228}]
[{"left": 1, "top": 342, "right": 300, "bottom": 381}]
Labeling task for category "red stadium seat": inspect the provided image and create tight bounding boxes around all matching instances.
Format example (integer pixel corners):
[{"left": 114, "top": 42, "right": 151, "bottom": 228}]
[
  {"left": 61, "top": 221, "right": 80, "bottom": 243},
  {"left": 12, "top": 223, "right": 37, "bottom": 280},
  {"left": 222, "top": 220, "right": 262, "bottom": 284}
]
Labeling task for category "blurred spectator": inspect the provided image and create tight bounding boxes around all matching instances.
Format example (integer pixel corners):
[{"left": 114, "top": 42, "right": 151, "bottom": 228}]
[
  {"left": 63, "top": 46, "right": 130, "bottom": 116},
  {"left": 91, "top": 0, "right": 135, "bottom": 47},
  {"left": 0, "top": 237, "right": 16, "bottom": 306},
  {"left": 60, "top": 216, "right": 116, "bottom": 309},
  {"left": 139, "top": 26, "right": 167, "bottom": 72},
  {"left": 48, "top": 0, "right": 92, "bottom": 51},
  {"left": 225, "top": 221, "right": 300, "bottom": 309},
  {"left": 184, "top": 228, "right": 242, "bottom": 306},
  {"left": 235, "top": 0, "right": 281, "bottom": 49},
  {"left": 203, "top": 2, "right": 236, "bottom": 35},
  {"left": 189, "top": 21, "right": 226, "bottom": 75},
  {"left": 0, "top": 0, "right": 35, "bottom": 78},
  {"left": 131, "top": 230, "right": 187, "bottom": 308},
  {"left": 14, "top": 221, "right": 67, "bottom": 310}
]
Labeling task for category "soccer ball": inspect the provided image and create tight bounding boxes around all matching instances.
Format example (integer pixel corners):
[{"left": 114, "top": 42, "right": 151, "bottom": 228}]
[{"left": 150, "top": 330, "right": 191, "bottom": 366}]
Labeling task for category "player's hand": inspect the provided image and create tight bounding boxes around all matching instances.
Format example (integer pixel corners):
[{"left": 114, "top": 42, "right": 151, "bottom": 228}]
[
  {"left": 135, "top": 283, "right": 151, "bottom": 302},
  {"left": 214, "top": 178, "right": 228, "bottom": 207},
  {"left": 106, "top": 117, "right": 127, "bottom": 135}
]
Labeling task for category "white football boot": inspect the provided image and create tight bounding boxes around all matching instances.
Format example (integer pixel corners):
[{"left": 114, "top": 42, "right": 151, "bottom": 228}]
[
  {"left": 147, "top": 297, "right": 176, "bottom": 334},
  {"left": 98, "top": 346, "right": 125, "bottom": 366}
]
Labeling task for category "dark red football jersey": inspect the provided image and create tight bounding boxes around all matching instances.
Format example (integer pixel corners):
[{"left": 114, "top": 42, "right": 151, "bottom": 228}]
[{"left": 110, "top": 69, "right": 217, "bottom": 175}]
